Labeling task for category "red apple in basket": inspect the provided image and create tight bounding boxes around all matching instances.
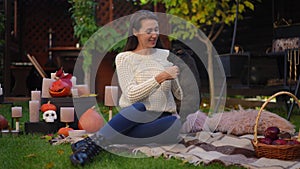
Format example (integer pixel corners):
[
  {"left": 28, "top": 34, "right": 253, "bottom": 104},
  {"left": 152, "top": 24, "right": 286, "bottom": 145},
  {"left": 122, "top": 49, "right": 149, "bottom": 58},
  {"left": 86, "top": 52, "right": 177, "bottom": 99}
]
[
  {"left": 272, "top": 139, "right": 287, "bottom": 145},
  {"left": 264, "top": 126, "right": 280, "bottom": 140},
  {"left": 287, "top": 140, "right": 300, "bottom": 145},
  {"left": 258, "top": 137, "right": 272, "bottom": 145}
]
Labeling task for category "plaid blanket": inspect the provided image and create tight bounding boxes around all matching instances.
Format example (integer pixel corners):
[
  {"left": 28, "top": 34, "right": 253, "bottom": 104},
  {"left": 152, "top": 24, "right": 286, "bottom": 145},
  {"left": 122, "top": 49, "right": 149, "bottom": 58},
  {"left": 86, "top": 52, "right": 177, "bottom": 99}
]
[
  {"left": 131, "top": 131, "right": 300, "bottom": 169},
  {"left": 50, "top": 130, "right": 300, "bottom": 168}
]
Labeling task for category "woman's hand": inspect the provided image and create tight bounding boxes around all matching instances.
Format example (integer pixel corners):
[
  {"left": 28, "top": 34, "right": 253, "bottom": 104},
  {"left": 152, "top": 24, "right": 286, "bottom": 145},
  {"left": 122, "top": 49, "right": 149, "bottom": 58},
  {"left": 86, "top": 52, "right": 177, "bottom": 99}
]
[
  {"left": 155, "top": 66, "right": 179, "bottom": 84},
  {"left": 165, "top": 66, "right": 180, "bottom": 79}
]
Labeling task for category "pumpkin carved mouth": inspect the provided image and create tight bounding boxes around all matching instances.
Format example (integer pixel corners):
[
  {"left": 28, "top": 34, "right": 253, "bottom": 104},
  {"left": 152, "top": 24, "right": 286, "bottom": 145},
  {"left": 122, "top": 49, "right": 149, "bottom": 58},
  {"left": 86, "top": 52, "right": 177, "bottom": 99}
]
[{"left": 49, "top": 86, "right": 71, "bottom": 97}]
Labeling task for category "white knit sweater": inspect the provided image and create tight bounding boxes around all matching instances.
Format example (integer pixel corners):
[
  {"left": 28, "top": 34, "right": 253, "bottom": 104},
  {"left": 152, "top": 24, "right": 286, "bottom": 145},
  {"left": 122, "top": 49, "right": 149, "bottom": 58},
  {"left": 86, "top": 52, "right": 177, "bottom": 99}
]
[{"left": 115, "top": 48, "right": 182, "bottom": 113}]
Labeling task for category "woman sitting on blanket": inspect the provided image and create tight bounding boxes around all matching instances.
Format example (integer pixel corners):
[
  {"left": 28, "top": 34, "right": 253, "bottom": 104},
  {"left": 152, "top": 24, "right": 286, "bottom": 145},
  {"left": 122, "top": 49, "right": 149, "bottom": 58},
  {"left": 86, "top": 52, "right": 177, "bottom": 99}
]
[{"left": 69, "top": 10, "right": 183, "bottom": 166}]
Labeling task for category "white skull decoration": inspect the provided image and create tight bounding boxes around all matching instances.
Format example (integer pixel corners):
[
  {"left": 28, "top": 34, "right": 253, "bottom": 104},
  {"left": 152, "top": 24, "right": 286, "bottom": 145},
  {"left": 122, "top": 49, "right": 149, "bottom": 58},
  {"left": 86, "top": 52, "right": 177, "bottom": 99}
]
[{"left": 43, "top": 110, "right": 57, "bottom": 123}]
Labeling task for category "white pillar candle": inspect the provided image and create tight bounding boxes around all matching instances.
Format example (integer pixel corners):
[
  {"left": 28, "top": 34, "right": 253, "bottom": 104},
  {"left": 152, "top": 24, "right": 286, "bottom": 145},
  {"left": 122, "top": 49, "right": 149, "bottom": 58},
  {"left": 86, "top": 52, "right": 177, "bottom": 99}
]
[
  {"left": 12, "top": 106, "right": 22, "bottom": 118},
  {"left": 29, "top": 100, "right": 40, "bottom": 122},
  {"left": 71, "top": 88, "right": 79, "bottom": 98},
  {"left": 15, "top": 119, "right": 20, "bottom": 131},
  {"left": 71, "top": 76, "right": 77, "bottom": 86},
  {"left": 31, "top": 90, "right": 41, "bottom": 102},
  {"left": 51, "top": 73, "right": 56, "bottom": 79},
  {"left": 108, "top": 108, "right": 113, "bottom": 121},
  {"left": 60, "top": 107, "right": 74, "bottom": 123},
  {"left": 74, "top": 84, "right": 89, "bottom": 96},
  {"left": 42, "top": 78, "right": 55, "bottom": 98},
  {"left": 104, "top": 86, "right": 118, "bottom": 106}
]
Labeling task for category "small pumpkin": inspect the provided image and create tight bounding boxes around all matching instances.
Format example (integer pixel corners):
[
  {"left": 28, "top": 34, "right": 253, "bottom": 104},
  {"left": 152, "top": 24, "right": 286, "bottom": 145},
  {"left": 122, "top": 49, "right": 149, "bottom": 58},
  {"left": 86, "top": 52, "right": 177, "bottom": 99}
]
[
  {"left": 41, "top": 101, "right": 57, "bottom": 112},
  {"left": 78, "top": 106, "right": 104, "bottom": 133},
  {"left": 57, "top": 127, "right": 74, "bottom": 136}
]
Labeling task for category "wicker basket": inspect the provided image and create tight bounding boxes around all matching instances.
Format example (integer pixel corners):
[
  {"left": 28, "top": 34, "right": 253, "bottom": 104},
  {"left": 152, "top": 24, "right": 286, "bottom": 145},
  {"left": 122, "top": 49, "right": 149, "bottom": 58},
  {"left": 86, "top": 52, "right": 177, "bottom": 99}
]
[{"left": 251, "top": 91, "right": 300, "bottom": 160}]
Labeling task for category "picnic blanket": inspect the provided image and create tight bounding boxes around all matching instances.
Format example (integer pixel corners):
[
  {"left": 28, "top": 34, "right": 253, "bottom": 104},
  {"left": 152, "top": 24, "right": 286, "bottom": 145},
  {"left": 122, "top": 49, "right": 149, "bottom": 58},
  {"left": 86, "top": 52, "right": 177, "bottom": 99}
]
[
  {"left": 131, "top": 131, "right": 300, "bottom": 169},
  {"left": 48, "top": 106, "right": 300, "bottom": 168},
  {"left": 49, "top": 130, "right": 300, "bottom": 168}
]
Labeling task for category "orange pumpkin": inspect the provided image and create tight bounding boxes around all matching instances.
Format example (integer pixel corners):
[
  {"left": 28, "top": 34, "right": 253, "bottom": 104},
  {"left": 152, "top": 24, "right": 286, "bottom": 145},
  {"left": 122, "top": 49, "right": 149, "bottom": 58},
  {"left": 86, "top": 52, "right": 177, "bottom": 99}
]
[
  {"left": 49, "top": 68, "right": 73, "bottom": 97},
  {"left": 0, "top": 115, "right": 8, "bottom": 130},
  {"left": 40, "top": 101, "right": 57, "bottom": 112},
  {"left": 49, "top": 79, "right": 71, "bottom": 97},
  {"left": 78, "top": 106, "right": 104, "bottom": 133},
  {"left": 57, "top": 127, "right": 74, "bottom": 136}
]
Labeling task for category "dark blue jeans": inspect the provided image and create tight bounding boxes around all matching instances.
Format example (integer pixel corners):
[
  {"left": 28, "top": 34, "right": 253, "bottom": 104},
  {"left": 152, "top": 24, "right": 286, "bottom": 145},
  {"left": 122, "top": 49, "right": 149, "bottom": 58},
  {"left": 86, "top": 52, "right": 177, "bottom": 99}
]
[{"left": 95, "top": 102, "right": 181, "bottom": 145}]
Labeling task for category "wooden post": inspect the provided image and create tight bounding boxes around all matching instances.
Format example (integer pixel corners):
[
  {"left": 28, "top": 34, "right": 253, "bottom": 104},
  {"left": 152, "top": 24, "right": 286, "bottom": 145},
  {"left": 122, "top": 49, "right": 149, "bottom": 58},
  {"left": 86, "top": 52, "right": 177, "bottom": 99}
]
[
  {"left": 4, "top": 0, "right": 12, "bottom": 96},
  {"left": 109, "top": 0, "right": 113, "bottom": 22}
]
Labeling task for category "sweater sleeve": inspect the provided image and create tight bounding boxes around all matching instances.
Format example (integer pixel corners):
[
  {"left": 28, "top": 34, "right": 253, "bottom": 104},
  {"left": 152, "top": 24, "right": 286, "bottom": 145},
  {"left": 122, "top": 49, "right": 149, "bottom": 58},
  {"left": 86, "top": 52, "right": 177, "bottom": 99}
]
[
  {"left": 115, "top": 53, "right": 160, "bottom": 103},
  {"left": 166, "top": 51, "right": 183, "bottom": 101},
  {"left": 172, "top": 78, "right": 183, "bottom": 101}
]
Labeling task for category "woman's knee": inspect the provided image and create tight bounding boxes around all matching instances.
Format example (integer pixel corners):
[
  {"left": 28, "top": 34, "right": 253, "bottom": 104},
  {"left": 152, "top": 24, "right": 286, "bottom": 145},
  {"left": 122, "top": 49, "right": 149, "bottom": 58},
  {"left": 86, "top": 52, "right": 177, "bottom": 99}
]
[{"left": 132, "top": 102, "right": 146, "bottom": 111}]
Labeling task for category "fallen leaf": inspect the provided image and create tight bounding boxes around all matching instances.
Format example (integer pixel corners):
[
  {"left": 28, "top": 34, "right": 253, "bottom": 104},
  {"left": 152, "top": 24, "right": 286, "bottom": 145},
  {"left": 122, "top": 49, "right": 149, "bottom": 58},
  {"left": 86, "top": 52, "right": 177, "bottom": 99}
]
[
  {"left": 44, "top": 135, "right": 53, "bottom": 141},
  {"left": 41, "top": 134, "right": 53, "bottom": 141},
  {"left": 45, "top": 162, "right": 54, "bottom": 169},
  {"left": 24, "top": 154, "right": 37, "bottom": 158},
  {"left": 57, "top": 149, "right": 64, "bottom": 155}
]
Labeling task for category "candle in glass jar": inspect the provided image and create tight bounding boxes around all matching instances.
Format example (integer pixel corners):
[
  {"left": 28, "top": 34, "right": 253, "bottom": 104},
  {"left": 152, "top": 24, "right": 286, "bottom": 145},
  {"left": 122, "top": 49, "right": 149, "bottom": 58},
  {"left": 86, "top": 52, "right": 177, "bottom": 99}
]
[
  {"left": 42, "top": 78, "right": 54, "bottom": 98},
  {"left": 29, "top": 100, "right": 40, "bottom": 122},
  {"left": 60, "top": 107, "right": 74, "bottom": 123},
  {"left": 104, "top": 86, "right": 118, "bottom": 106},
  {"left": 12, "top": 106, "right": 22, "bottom": 118}
]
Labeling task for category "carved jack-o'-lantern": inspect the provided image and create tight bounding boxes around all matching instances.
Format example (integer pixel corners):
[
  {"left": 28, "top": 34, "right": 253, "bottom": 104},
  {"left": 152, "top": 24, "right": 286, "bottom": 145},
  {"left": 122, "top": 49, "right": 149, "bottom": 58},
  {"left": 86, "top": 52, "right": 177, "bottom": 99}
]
[{"left": 49, "top": 67, "right": 72, "bottom": 97}]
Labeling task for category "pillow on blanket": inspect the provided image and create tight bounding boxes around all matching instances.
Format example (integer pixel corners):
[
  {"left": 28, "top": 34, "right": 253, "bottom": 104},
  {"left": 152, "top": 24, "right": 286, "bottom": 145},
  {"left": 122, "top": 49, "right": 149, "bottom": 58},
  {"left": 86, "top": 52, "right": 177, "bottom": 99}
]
[
  {"left": 208, "top": 108, "right": 295, "bottom": 135},
  {"left": 181, "top": 108, "right": 295, "bottom": 136},
  {"left": 180, "top": 110, "right": 208, "bottom": 133}
]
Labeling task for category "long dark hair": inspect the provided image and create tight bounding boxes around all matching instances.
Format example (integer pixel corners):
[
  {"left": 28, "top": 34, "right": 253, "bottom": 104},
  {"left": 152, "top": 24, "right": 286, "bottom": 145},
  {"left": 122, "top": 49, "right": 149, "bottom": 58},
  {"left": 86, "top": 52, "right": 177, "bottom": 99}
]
[{"left": 123, "top": 10, "right": 164, "bottom": 51}]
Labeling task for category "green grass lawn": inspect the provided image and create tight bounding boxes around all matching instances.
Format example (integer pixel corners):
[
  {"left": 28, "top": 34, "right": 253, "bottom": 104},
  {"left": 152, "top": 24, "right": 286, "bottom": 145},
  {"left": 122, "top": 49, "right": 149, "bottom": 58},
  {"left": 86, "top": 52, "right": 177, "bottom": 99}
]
[
  {"left": 0, "top": 134, "right": 245, "bottom": 169},
  {"left": 1, "top": 100, "right": 299, "bottom": 169}
]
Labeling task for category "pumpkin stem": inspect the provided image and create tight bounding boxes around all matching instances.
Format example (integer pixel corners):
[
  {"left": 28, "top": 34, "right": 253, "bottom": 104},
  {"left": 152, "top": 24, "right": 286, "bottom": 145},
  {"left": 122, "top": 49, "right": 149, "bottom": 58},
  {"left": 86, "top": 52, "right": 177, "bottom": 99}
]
[{"left": 47, "top": 101, "right": 51, "bottom": 104}]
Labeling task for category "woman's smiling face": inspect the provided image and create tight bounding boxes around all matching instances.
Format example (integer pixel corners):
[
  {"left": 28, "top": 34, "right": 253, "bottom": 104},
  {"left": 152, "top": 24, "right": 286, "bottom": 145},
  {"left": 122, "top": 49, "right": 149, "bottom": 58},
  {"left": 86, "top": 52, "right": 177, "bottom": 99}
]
[{"left": 134, "top": 19, "right": 159, "bottom": 50}]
